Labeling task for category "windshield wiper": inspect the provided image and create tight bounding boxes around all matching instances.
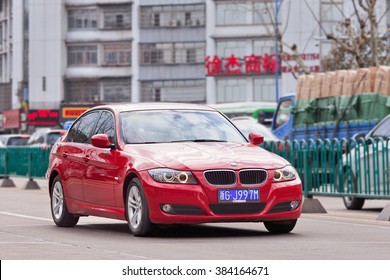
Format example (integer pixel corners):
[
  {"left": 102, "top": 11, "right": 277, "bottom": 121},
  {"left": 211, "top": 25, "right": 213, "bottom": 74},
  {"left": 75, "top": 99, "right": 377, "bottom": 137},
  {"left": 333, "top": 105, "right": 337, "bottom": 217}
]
[
  {"left": 191, "top": 139, "right": 227, "bottom": 142},
  {"left": 169, "top": 139, "right": 227, "bottom": 143}
]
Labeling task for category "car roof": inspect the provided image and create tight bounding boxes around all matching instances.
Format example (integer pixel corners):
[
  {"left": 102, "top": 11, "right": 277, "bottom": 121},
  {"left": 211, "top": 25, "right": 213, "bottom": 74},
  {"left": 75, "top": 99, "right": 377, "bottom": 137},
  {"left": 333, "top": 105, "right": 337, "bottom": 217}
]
[
  {"left": 89, "top": 103, "right": 217, "bottom": 114},
  {"left": 0, "top": 134, "right": 30, "bottom": 138}
]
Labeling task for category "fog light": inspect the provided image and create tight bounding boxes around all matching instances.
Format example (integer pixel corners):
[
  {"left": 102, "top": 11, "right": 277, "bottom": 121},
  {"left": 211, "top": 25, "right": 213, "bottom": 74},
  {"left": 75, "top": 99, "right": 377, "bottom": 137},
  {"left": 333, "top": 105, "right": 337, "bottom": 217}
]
[
  {"left": 290, "top": 200, "right": 300, "bottom": 210},
  {"left": 162, "top": 204, "right": 173, "bottom": 213}
]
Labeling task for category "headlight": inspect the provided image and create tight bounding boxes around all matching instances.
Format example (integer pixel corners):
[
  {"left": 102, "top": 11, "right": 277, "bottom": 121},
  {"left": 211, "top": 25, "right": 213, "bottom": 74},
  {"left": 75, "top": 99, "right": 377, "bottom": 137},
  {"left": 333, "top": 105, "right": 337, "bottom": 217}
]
[
  {"left": 148, "top": 168, "right": 197, "bottom": 184},
  {"left": 273, "top": 166, "right": 297, "bottom": 182}
]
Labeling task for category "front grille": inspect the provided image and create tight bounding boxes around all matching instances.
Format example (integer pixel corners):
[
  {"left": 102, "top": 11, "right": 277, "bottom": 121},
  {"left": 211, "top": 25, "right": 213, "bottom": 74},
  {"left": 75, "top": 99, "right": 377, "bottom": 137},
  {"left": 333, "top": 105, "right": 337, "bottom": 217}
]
[
  {"left": 171, "top": 205, "right": 204, "bottom": 215},
  {"left": 239, "top": 169, "right": 267, "bottom": 185},
  {"left": 210, "top": 203, "right": 266, "bottom": 215},
  {"left": 204, "top": 170, "right": 236, "bottom": 185}
]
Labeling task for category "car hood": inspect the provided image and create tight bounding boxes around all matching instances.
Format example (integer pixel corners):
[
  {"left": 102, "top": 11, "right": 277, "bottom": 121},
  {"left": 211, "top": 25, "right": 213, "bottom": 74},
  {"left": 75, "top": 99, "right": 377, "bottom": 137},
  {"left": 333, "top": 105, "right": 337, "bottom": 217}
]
[{"left": 123, "top": 142, "right": 288, "bottom": 170}]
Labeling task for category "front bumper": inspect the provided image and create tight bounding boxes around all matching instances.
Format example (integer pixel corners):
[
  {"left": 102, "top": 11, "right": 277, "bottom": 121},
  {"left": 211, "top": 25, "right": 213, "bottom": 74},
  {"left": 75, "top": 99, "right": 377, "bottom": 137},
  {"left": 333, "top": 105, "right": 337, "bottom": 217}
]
[{"left": 139, "top": 171, "right": 303, "bottom": 224}]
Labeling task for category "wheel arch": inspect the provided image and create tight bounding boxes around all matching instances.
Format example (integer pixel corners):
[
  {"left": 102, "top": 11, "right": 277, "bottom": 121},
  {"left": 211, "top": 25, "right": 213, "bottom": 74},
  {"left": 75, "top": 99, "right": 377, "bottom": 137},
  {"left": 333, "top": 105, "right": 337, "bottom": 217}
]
[
  {"left": 48, "top": 170, "right": 60, "bottom": 197},
  {"left": 122, "top": 172, "right": 140, "bottom": 205}
]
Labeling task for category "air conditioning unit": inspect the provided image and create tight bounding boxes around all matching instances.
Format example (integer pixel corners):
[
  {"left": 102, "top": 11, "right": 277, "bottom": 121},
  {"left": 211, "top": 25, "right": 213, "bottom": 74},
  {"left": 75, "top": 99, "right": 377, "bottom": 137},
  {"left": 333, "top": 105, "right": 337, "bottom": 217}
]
[
  {"left": 186, "top": 19, "right": 193, "bottom": 26},
  {"left": 169, "top": 19, "right": 177, "bottom": 27}
]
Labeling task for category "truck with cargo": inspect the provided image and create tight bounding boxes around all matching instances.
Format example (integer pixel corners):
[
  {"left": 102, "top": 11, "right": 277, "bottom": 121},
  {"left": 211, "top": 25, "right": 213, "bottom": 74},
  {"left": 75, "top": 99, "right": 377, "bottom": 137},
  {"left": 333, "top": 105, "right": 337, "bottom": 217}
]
[{"left": 272, "top": 67, "right": 390, "bottom": 141}]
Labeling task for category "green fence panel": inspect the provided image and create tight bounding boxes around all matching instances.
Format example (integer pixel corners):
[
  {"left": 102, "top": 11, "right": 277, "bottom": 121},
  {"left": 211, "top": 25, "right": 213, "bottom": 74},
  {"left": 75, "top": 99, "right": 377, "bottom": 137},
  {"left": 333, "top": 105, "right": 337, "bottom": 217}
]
[
  {"left": 5, "top": 147, "right": 30, "bottom": 177},
  {"left": 0, "top": 147, "right": 51, "bottom": 179},
  {"left": 0, "top": 148, "right": 6, "bottom": 175},
  {"left": 29, "top": 147, "right": 51, "bottom": 178},
  {"left": 262, "top": 137, "right": 390, "bottom": 199}
]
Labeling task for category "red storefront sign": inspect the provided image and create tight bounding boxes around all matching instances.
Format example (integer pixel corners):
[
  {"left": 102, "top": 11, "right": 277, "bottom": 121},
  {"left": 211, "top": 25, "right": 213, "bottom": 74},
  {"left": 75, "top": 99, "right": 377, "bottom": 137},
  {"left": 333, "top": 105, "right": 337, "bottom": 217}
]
[
  {"left": 28, "top": 109, "right": 59, "bottom": 126},
  {"left": 205, "top": 53, "right": 320, "bottom": 76},
  {"left": 3, "top": 109, "right": 21, "bottom": 129}
]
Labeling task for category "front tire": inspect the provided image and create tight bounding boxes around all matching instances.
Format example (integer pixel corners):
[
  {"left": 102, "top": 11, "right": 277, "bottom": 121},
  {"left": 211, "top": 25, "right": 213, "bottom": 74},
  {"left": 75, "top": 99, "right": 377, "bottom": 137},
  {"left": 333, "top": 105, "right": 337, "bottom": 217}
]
[
  {"left": 50, "top": 175, "right": 79, "bottom": 227},
  {"left": 264, "top": 219, "right": 297, "bottom": 233},
  {"left": 342, "top": 170, "right": 365, "bottom": 210},
  {"left": 125, "top": 178, "right": 153, "bottom": 236}
]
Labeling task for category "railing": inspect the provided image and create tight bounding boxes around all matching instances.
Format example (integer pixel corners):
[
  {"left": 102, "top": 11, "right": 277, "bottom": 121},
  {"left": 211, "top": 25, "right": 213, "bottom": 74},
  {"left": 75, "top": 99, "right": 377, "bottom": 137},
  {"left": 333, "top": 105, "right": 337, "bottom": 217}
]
[
  {"left": 0, "top": 147, "right": 51, "bottom": 188},
  {"left": 261, "top": 138, "right": 390, "bottom": 200}
]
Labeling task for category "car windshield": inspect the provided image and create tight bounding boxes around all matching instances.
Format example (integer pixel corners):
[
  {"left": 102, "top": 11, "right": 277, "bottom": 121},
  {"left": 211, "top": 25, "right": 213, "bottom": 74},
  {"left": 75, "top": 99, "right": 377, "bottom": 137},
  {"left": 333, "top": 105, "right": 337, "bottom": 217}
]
[
  {"left": 120, "top": 110, "right": 247, "bottom": 144},
  {"left": 47, "top": 132, "right": 63, "bottom": 145},
  {"left": 8, "top": 137, "right": 29, "bottom": 146}
]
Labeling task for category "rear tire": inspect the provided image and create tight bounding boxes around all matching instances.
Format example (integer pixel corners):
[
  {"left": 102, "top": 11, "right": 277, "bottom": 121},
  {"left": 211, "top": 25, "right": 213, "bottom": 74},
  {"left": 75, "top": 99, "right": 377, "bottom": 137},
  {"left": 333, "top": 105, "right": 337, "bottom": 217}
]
[
  {"left": 264, "top": 219, "right": 297, "bottom": 233},
  {"left": 125, "top": 178, "right": 153, "bottom": 236},
  {"left": 342, "top": 170, "right": 365, "bottom": 210},
  {"left": 50, "top": 175, "right": 79, "bottom": 227}
]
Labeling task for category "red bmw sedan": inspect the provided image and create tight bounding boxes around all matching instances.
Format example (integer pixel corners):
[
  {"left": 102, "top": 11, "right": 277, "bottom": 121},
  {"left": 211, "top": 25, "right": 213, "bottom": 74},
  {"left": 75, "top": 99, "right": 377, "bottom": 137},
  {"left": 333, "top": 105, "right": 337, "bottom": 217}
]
[{"left": 47, "top": 103, "right": 302, "bottom": 236}]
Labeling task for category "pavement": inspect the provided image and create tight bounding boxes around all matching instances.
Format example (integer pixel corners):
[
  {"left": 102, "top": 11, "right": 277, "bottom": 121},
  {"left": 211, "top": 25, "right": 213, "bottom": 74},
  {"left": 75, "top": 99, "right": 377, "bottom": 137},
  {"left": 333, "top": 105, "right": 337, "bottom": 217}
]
[{"left": 1, "top": 175, "right": 389, "bottom": 221}]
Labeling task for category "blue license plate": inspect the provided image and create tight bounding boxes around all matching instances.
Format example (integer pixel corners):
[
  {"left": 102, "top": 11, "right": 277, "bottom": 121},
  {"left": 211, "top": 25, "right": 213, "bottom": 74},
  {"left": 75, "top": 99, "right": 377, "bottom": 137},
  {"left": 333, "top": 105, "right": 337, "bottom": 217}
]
[{"left": 218, "top": 188, "right": 260, "bottom": 203}]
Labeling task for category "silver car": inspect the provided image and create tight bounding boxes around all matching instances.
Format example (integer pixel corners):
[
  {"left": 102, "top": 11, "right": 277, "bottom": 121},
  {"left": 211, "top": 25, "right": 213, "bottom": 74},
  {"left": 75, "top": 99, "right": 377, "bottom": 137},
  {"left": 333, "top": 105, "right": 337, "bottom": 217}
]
[{"left": 342, "top": 114, "right": 390, "bottom": 210}]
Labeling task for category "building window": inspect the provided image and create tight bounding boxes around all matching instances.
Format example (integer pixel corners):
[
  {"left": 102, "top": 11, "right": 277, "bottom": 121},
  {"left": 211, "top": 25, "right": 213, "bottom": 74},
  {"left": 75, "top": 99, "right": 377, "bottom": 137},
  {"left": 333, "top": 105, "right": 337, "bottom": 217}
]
[
  {"left": 68, "top": 45, "right": 98, "bottom": 66},
  {"left": 68, "top": 5, "right": 131, "bottom": 31},
  {"left": 140, "top": 42, "right": 205, "bottom": 65},
  {"left": 65, "top": 79, "right": 131, "bottom": 103},
  {"left": 102, "top": 5, "right": 131, "bottom": 29},
  {"left": 216, "top": 2, "right": 247, "bottom": 25},
  {"left": 387, "top": 0, "right": 390, "bottom": 28},
  {"left": 141, "top": 80, "right": 206, "bottom": 103},
  {"left": 254, "top": 77, "right": 275, "bottom": 101},
  {"left": 140, "top": 4, "right": 205, "bottom": 28},
  {"left": 217, "top": 79, "right": 247, "bottom": 102},
  {"left": 253, "top": 1, "right": 275, "bottom": 25},
  {"left": 141, "top": 45, "right": 164, "bottom": 64},
  {"left": 217, "top": 40, "right": 247, "bottom": 58},
  {"left": 216, "top": 0, "right": 274, "bottom": 26},
  {"left": 68, "top": 9, "right": 98, "bottom": 30},
  {"left": 253, "top": 39, "right": 275, "bottom": 55},
  {"left": 320, "top": 1, "right": 344, "bottom": 35},
  {"left": 101, "top": 78, "right": 131, "bottom": 102},
  {"left": 102, "top": 42, "right": 131, "bottom": 66},
  {"left": 65, "top": 80, "right": 99, "bottom": 102}
]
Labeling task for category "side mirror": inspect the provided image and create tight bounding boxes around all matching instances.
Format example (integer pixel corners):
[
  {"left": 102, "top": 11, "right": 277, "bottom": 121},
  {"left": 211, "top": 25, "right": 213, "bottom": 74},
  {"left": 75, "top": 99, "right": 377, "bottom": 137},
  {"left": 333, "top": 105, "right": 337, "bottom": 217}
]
[
  {"left": 91, "top": 134, "right": 114, "bottom": 148},
  {"left": 249, "top": 132, "right": 264, "bottom": 145}
]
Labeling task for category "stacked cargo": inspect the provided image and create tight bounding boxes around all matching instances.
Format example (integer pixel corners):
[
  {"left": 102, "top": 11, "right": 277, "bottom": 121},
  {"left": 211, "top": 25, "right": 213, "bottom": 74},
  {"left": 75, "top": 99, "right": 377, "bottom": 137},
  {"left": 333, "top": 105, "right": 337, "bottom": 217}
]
[{"left": 292, "top": 67, "right": 390, "bottom": 139}]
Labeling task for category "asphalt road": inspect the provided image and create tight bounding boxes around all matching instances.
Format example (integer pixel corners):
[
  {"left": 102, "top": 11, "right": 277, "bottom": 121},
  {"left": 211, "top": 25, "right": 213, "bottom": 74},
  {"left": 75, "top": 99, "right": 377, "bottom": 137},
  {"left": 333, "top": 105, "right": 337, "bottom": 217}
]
[{"left": 1, "top": 177, "right": 390, "bottom": 260}]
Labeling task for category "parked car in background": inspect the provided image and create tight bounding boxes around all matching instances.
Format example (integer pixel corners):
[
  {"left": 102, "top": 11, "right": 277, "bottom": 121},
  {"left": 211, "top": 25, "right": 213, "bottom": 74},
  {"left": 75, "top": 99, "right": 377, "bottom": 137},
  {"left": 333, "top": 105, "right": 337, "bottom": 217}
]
[
  {"left": 46, "top": 103, "right": 302, "bottom": 236},
  {"left": 232, "top": 117, "right": 280, "bottom": 141},
  {"left": 27, "top": 128, "right": 66, "bottom": 148},
  {"left": 341, "top": 114, "right": 390, "bottom": 210},
  {"left": 0, "top": 134, "right": 30, "bottom": 146}
]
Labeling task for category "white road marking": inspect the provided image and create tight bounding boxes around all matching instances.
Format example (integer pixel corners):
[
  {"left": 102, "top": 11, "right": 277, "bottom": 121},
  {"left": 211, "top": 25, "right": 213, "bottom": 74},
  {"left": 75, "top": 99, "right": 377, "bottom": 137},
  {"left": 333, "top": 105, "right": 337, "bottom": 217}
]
[{"left": 0, "top": 211, "right": 52, "bottom": 222}]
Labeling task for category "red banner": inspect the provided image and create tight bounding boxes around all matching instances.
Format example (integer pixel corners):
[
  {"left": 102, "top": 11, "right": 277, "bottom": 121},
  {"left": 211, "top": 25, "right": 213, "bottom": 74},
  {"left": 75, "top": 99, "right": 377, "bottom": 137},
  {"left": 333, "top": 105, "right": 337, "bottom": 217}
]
[
  {"left": 3, "top": 109, "right": 21, "bottom": 129},
  {"left": 205, "top": 53, "right": 320, "bottom": 76}
]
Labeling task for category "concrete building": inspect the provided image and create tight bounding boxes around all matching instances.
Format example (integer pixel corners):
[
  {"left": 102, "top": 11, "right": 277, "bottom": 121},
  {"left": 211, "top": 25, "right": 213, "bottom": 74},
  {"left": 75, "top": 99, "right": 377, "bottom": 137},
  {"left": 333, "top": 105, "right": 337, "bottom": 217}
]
[{"left": 1, "top": 0, "right": 389, "bottom": 132}]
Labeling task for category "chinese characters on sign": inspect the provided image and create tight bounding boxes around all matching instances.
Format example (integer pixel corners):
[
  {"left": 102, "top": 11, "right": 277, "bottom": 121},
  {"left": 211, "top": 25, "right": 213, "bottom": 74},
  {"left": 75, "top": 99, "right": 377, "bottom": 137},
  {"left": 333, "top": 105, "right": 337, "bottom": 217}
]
[
  {"left": 28, "top": 110, "right": 59, "bottom": 126},
  {"left": 205, "top": 53, "right": 320, "bottom": 76}
]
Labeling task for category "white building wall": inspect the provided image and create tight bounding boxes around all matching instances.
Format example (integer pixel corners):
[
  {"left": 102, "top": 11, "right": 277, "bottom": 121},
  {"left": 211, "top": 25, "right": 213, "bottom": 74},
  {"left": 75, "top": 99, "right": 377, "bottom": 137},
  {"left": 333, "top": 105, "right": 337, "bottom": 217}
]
[
  {"left": 29, "top": 0, "right": 64, "bottom": 110},
  {"left": 205, "top": 0, "right": 216, "bottom": 104},
  {"left": 280, "top": 0, "right": 321, "bottom": 95},
  {"left": 131, "top": 0, "right": 140, "bottom": 102},
  {"left": 11, "top": 0, "right": 25, "bottom": 109}
]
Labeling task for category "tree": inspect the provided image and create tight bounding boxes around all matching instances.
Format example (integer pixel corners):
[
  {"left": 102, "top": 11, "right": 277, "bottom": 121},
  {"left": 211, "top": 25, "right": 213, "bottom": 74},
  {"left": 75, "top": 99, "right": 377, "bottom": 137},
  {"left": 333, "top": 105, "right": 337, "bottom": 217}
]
[
  {"left": 305, "top": 0, "right": 390, "bottom": 71},
  {"left": 260, "top": 0, "right": 389, "bottom": 75}
]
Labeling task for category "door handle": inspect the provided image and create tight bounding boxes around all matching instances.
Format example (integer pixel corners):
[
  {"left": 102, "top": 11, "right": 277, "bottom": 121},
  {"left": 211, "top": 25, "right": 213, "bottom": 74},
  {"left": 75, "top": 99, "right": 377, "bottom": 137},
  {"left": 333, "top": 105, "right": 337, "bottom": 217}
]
[{"left": 82, "top": 155, "right": 90, "bottom": 162}]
